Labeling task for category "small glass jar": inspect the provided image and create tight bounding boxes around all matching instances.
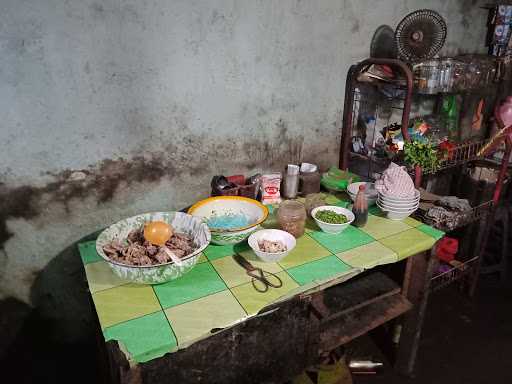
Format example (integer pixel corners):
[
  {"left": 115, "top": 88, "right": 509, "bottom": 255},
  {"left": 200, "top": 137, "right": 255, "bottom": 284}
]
[
  {"left": 277, "top": 200, "right": 307, "bottom": 238},
  {"left": 300, "top": 171, "right": 321, "bottom": 195},
  {"left": 305, "top": 193, "right": 327, "bottom": 217}
]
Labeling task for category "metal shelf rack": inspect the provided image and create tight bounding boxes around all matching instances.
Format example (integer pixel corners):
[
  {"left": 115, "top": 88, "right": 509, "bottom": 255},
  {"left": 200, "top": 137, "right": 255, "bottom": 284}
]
[
  {"left": 422, "top": 139, "right": 489, "bottom": 175},
  {"left": 414, "top": 200, "right": 493, "bottom": 233},
  {"left": 339, "top": 57, "right": 511, "bottom": 296},
  {"left": 430, "top": 256, "right": 479, "bottom": 293}
]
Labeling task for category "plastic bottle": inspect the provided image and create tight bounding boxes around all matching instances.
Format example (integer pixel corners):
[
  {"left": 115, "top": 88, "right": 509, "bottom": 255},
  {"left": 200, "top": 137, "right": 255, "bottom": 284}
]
[
  {"left": 352, "top": 185, "right": 368, "bottom": 227},
  {"left": 441, "top": 95, "right": 459, "bottom": 141},
  {"left": 498, "top": 96, "right": 512, "bottom": 127}
]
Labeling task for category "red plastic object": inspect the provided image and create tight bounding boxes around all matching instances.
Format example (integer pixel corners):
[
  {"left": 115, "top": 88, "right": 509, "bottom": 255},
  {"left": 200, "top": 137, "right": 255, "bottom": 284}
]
[
  {"left": 211, "top": 175, "right": 258, "bottom": 199},
  {"left": 238, "top": 183, "right": 257, "bottom": 199},
  {"left": 437, "top": 249, "right": 454, "bottom": 263},
  {"left": 227, "top": 175, "right": 245, "bottom": 185},
  {"left": 436, "top": 237, "right": 459, "bottom": 263},
  {"left": 439, "top": 140, "right": 456, "bottom": 160}
]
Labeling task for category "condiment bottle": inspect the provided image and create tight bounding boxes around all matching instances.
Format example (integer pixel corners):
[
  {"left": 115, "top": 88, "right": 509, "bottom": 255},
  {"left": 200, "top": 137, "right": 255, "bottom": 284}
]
[
  {"left": 352, "top": 185, "right": 368, "bottom": 227},
  {"left": 277, "top": 200, "right": 307, "bottom": 238}
]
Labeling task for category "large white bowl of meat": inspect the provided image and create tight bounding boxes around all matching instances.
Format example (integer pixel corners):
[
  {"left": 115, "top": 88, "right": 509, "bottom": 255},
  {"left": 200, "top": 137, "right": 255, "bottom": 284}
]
[{"left": 96, "top": 212, "right": 211, "bottom": 285}]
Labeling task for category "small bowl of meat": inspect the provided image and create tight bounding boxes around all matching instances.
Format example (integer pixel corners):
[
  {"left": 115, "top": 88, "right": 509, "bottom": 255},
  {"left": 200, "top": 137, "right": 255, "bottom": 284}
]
[
  {"left": 248, "top": 229, "right": 296, "bottom": 263},
  {"left": 96, "top": 212, "right": 210, "bottom": 285}
]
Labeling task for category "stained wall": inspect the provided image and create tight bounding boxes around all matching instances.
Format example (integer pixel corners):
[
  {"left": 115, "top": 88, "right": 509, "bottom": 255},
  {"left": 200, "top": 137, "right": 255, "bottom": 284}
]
[{"left": 0, "top": 0, "right": 488, "bottom": 340}]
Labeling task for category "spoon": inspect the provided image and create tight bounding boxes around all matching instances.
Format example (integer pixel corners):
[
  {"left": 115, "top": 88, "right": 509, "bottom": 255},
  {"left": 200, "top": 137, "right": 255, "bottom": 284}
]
[{"left": 144, "top": 221, "right": 183, "bottom": 265}]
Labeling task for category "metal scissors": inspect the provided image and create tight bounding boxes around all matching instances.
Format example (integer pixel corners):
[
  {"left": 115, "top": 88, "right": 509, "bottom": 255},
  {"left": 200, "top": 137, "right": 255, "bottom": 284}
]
[{"left": 233, "top": 254, "right": 283, "bottom": 293}]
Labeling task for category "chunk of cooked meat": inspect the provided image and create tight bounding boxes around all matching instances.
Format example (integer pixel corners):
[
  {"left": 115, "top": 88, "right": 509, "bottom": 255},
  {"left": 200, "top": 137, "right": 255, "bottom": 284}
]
[
  {"left": 258, "top": 239, "right": 287, "bottom": 253},
  {"left": 102, "top": 227, "right": 197, "bottom": 266},
  {"left": 127, "top": 229, "right": 144, "bottom": 244},
  {"left": 154, "top": 248, "right": 171, "bottom": 264}
]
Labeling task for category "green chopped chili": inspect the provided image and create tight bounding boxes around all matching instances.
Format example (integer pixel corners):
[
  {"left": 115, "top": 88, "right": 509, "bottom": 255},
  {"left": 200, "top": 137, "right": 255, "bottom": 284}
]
[{"left": 315, "top": 210, "right": 348, "bottom": 224}]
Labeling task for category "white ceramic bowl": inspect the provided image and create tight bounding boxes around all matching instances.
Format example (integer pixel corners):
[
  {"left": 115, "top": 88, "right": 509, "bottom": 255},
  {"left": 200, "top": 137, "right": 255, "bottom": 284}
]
[
  {"left": 347, "top": 182, "right": 378, "bottom": 197},
  {"left": 96, "top": 212, "right": 211, "bottom": 285},
  {"left": 347, "top": 182, "right": 378, "bottom": 206},
  {"left": 188, "top": 196, "right": 269, "bottom": 245},
  {"left": 348, "top": 192, "right": 378, "bottom": 206},
  {"left": 248, "top": 229, "right": 296, "bottom": 263},
  {"left": 378, "top": 206, "right": 419, "bottom": 216},
  {"left": 386, "top": 210, "right": 416, "bottom": 220},
  {"left": 311, "top": 206, "right": 355, "bottom": 234},
  {"left": 379, "top": 194, "right": 420, "bottom": 203},
  {"left": 377, "top": 199, "right": 419, "bottom": 210},
  {"left": 377, "top": 200, "right": 419, "bottom": 212},
  {"left": 378, "top": 198, "right": 420, "bottom": 208},
  {"left": 376, "top": 201, "right": 417, "bottom": 221},
  {"left": 379, "top": 189, "right": 421, "bottom": 203}
]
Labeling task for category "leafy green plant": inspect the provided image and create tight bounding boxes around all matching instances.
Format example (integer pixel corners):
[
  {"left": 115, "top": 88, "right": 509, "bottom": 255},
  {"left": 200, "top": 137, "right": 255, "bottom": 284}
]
[{"left": 403, "top": 141, "right": 441, "bottom": 172}]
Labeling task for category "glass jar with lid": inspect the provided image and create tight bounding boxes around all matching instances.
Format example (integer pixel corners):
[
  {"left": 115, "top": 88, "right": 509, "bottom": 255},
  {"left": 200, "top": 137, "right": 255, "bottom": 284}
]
[
  {"left": 300, "top": 171, "right": 321, "bottom": 195},
  {"left": 305, "top": 193, "right": 327, "bottom": 217},
  {"left": 277, "top": 200, "right": 307, "bottom": 238}
]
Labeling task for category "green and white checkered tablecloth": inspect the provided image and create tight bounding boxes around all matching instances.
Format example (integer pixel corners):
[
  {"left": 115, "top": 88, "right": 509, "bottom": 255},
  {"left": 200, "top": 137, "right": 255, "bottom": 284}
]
[{"left": 79, "top": 195, "right": 443, "bottom": 364}]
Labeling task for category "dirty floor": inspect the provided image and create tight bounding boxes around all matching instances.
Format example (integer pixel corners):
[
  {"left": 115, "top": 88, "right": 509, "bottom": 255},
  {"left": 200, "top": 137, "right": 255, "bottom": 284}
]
[
  {"left": 353, "top": 274, "right": 512, "bottom": 384},
  {"left": 1, "top": 274, "right": 511, "bottom": 384}
]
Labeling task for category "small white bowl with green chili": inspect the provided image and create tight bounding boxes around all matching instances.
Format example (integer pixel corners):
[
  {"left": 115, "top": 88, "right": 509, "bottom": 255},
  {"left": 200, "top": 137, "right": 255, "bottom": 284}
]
[{"left": 311, "top": 206, "right": 355, "bottom": 234}]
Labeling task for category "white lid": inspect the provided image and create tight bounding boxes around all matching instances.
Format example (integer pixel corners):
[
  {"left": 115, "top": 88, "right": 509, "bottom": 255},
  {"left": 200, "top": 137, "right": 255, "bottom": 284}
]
[
  {"left": 300, "top": 162, "right": 318, "bottom": 173},
  {"left": 287, "top": 164, "right": 300, "bottom": 175}
]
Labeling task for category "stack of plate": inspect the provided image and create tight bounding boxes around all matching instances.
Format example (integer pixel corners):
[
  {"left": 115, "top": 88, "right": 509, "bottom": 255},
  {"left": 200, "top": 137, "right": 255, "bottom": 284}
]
[
  {"left": 347, "top": 182, "right": 378, "bottom": 206},
  {"left": 377, "top": 189, "right": 420, "bottom": 220}
]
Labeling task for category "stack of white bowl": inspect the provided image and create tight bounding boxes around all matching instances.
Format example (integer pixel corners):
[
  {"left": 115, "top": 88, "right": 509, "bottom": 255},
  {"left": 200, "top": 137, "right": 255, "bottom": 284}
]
[
  {"left": 347, "top": 182, "right": 378, "bottom": 206},
  {"left": 377, "top": 189, "right": 420, "bottom": 220}
]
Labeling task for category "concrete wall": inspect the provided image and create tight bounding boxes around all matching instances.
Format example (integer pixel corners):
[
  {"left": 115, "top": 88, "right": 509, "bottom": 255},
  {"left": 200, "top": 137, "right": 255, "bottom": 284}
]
[{"left": 0, "top": 0, "right": 488, "bottom": 340}]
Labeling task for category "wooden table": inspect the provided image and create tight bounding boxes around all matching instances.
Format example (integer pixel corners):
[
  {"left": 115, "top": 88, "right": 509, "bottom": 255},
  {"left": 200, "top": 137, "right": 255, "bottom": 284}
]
[
  {"left": 82, "top": 199, "right": 440, "bottom": 383},
  {"left": 89, "top": 255, "right": 435, "bottom": 384}
]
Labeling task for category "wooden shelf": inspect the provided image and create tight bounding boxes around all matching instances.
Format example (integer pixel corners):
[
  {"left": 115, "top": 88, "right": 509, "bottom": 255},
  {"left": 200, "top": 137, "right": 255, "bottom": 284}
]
[{"left": 314, "top": 272, "right": 412, "bottom": 352}]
